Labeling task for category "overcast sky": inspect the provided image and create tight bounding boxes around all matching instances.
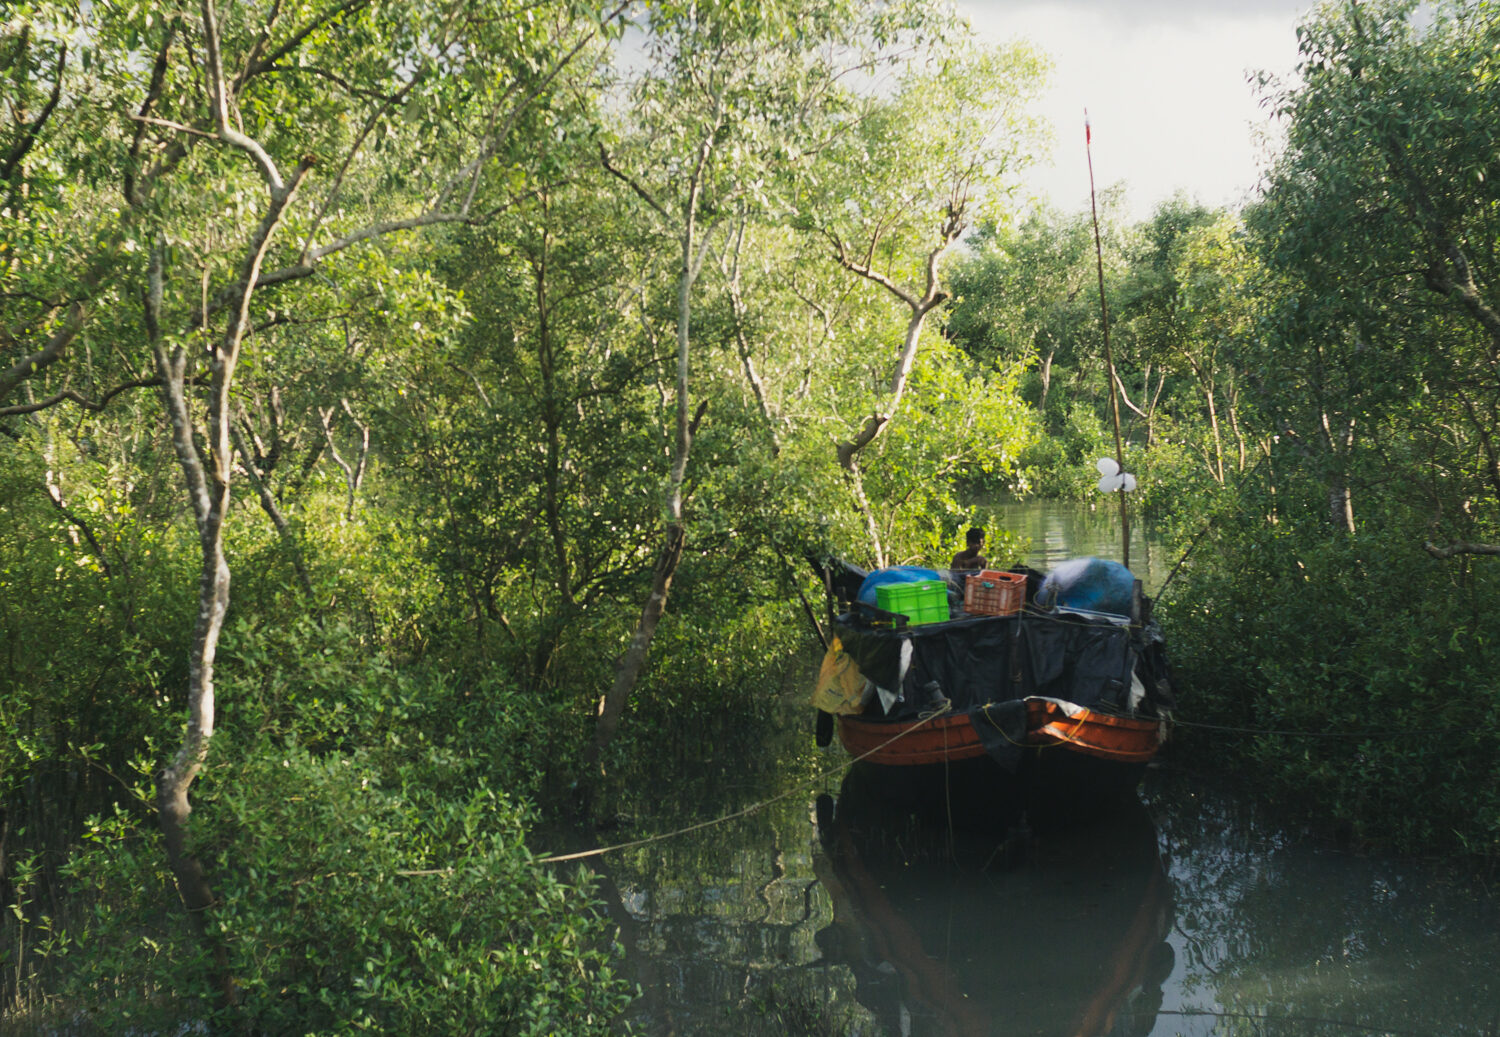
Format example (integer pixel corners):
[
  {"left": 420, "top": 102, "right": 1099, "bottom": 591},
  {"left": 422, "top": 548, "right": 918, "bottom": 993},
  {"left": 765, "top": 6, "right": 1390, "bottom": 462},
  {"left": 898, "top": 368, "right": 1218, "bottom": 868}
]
[{"left": 958, "top": 0, "right": 1316, "bottom": 221}]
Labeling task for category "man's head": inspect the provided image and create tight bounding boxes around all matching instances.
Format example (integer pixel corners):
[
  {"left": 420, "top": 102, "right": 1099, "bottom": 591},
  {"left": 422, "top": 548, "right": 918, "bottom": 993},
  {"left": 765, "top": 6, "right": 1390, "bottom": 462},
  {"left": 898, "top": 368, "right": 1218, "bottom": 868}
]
[{"left": 965, "top": 527, "right": 984, "bottom": 548}]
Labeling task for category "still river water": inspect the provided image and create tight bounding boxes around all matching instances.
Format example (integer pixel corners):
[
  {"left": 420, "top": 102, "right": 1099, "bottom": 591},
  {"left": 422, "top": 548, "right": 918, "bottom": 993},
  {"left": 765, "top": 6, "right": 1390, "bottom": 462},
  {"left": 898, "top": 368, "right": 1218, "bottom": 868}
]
[{"left": 559, "top": 502, "right": 1500, "bottom": 1036}]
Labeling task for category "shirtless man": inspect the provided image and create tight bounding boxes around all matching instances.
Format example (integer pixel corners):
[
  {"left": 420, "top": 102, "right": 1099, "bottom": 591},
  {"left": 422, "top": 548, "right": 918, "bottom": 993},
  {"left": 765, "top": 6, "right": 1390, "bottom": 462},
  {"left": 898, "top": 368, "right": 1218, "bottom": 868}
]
[{"left": 950, "top": 527, "right": 987, "bottom": 570}]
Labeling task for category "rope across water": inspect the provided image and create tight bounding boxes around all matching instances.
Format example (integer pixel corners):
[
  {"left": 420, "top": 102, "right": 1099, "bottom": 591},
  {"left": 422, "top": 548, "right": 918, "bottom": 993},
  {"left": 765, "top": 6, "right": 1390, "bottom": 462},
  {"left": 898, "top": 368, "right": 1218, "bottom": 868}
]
[{"left": 528, "top": 704, "right": 954, "bottom": 867}]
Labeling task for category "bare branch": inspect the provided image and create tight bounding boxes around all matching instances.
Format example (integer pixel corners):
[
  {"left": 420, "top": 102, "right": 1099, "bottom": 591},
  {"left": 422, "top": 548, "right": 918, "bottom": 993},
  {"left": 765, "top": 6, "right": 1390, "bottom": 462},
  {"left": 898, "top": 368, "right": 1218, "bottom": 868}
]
[
  {"left": 126, "top": 113, "right": 217, "bottom": 140},
  {"left": 0, "top": 300, "right": 89, "bottom": 405},
  {"left": 249, "top": 0, "right": 372, "bottom": 79},
  {"left": 722, "top": 213, "right": 779, "bottom": 452},
  {"left": 0, "top": 377, "right": 170, "bottom": 417},
  {"left": 304, "top": 210, "right": 470, "bottom": 260},
  {"left": 43, "top": 481, "right": 113, "bottom": 580},
  {"left": 231, "top": 421, "right": 316, "bottom": 600},
  {"left": 825, "top": 228, "right": 923, "bottom": 310},
  {"left": 229, "top": 0, "right": 283, "bottom": 98},
  {"left": 599, "top": 143, "right": 668, "bottom": 218},
  {"left": 1423, "top": 540, "right": 1500, "bottom": 559},
  {"left": 147, "top": 237, "right": 212, "bottom": 529},
  {"left": 449, "top": 363, "right": 492, "bottom": 408},
  {"left": 201, "top": 0, "right": 286, "bottom": 194},
  {"left": 1114, "top": 370, "right": 1149, "bottom": 420},
  {"left": 297, "top": 70, "right": 424, "bottom": 259},
  {"left": 125, "top": 23, "right": 181, "bottom": 205}
]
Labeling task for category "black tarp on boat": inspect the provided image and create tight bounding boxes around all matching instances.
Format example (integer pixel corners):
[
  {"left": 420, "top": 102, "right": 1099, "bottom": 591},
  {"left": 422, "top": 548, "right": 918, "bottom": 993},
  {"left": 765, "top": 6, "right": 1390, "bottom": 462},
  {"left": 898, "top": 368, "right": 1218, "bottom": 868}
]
[{"left": 830, "top": 609, "right": 1172, "bottom": 722}]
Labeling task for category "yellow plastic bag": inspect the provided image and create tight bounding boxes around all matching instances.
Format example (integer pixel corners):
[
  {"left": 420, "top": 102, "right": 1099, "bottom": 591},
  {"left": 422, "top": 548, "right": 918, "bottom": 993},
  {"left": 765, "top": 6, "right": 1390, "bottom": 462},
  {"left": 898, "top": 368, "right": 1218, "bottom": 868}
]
[{"left": 812, "top": 637, "right": 869, "bottom": 715}]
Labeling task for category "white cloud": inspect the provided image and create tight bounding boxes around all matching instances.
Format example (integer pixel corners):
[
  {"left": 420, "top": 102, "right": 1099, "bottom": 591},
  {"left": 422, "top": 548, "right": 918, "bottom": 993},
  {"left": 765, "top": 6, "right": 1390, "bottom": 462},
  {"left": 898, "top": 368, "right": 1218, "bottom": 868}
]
[{"left": 960, "top": 1, "right": 1309, "bottom": 220}]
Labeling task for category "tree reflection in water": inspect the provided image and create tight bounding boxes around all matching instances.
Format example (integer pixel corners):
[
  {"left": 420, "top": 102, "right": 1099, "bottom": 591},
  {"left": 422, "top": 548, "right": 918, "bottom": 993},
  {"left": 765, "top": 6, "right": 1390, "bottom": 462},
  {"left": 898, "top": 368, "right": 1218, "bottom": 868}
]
[{"left": 1149, "top": 767, "right": 1500, "bottom": 1037}]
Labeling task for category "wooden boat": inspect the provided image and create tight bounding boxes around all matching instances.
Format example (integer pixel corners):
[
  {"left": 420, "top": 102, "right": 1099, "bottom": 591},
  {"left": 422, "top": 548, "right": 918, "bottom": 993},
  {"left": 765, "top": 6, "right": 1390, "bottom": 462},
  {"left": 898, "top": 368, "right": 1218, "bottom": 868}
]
[{"left": 810, "top": 558, "right": 1175, "bottom": 817}]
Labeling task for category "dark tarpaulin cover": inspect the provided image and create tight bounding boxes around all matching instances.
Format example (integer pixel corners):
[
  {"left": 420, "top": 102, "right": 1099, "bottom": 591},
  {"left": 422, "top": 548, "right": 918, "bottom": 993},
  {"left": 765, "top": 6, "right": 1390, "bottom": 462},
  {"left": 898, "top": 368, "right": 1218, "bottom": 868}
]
[
  {"left": 831, "top": 612, "right": 1143, "bottom": 714},
  {"left": 832, "top": 613, "right": 1020, "bottom": 711},
  {"left": 1020, "top": 618, "right": 1132, "bottom": 709},
  {"left": 832, "top": 611, "right": 1169, "bottom": 771}
]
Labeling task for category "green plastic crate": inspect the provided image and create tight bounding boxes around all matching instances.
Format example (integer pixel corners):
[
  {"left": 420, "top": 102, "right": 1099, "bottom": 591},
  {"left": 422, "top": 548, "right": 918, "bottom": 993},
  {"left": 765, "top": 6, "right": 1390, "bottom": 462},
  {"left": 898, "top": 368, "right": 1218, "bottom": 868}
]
[{"left": 875, "top": 579, "right": 950, "bottom": 626}]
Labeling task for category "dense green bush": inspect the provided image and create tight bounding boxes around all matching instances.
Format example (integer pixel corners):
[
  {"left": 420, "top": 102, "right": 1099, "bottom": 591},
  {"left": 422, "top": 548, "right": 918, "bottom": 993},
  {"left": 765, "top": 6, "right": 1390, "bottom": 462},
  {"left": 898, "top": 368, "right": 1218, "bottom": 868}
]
[
  {"left": 0, "top": 439, "right": 197, "bottom": 803},
  {"left": 1014, "top": 405, "right": 1115, "bottom": 499},
  {"left": 1162, "top": 506, "right": 1500, "bottom": 859},
  {"left": 14, "top": 644, "right": 632, "bottom": 1034},
  {"left": 33, "top": 743, "right": 630, "bottom": 1034}
]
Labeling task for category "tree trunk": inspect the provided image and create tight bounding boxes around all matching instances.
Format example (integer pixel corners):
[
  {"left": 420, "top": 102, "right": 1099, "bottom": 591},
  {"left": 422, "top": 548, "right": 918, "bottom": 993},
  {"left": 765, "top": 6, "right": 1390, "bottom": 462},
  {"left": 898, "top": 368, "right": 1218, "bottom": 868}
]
[
  {"left": 1146, "top": 366, "right": 1168, "bottom": 447},
  {"left": 144, "top": 26, "right": 312, "bottom": 993},
  {"left": 834, "top": 286, "right": 945, "bottom": 470},
  {"left": 1318, "top": 410, "right": 1357, "bottom": 534},
  {"left": 317, "top": 401, "right": 369, "bottom": 522},
  {"left": 588, "top": 523, "right": 685, "bottom": 769},
  {"left": 152, "top": 310, "right": 239, "bottom": 1009},
  {"left": 1329, "top": 477, "right": 1355, "bottom": 534},
  {"left": 1037, "top": 341, "right": 1057, "bottom": 412},
  {"left": 842, "top": 455, "right": 886, "bottom": 570},
  {"left": 532, "top": 216, "right": 575, "bottom": 609},
  {"left": 725, "top": 214, "right": 780, "bottom": 455},
  {"left": 1206, "top": 388, "right": 1225, "bottom": 484},
  {"left": 826, "top": 209, "right": 960, "bottom": 566},
  {"left": 1188, "top": 356, "right": 1225, "bottom": 484},
  {"left": 1225, "top": 381, "right": 1248, "bottom": 472},
  {"left": 588, "top": 122, "right": 718, "bottom": 768}
]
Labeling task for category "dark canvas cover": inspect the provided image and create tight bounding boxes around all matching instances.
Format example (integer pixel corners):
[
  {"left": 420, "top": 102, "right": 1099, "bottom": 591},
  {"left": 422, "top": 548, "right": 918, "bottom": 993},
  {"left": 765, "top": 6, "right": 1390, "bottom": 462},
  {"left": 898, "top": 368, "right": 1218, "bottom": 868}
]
[{"left": 830, "top": 611, "right": 1163, "bottom": 722}]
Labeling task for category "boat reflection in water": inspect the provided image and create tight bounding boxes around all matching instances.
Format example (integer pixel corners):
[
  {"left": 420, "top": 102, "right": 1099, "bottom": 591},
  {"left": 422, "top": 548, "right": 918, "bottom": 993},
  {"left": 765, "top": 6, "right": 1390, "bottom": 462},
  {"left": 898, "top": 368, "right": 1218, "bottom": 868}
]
[{"left": 813, "top": 760, "right": 1175, "bottom": 1037}]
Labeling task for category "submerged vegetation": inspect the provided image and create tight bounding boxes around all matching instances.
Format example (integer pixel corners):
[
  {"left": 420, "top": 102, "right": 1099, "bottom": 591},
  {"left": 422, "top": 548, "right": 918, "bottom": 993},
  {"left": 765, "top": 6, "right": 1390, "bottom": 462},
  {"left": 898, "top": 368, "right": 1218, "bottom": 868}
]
[{"left": 3, "top": 0, "right": 1499, "bottom": 1028}]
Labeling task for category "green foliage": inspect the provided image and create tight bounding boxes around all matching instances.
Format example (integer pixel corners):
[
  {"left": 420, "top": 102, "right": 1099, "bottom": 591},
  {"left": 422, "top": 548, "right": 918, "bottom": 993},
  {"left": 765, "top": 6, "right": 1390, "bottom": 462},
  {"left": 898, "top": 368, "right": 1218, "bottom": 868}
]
[
  {"left": 1141, "top": 0, "right": 1500, "bottom": 862},
  {"left": 2, "top": 0, "right": 1073, "bottom": 1028},
  {"left": 946, "top": 203, "right": 1114, "bottom": 378},
  {"left": 10, "top": 0, "right": 1500, "bottom": 1030},
  {"left": 36, "top": 741, "right": 631, "bottom": 1035},
  {"left": 1013, "top": 404, "right": 1114, "bottom": 499},
  {"left": 1249, "top": 0, "right": 1500, "bottom": 542},
  {"left": 1162, "top": 477, "right": 1500, "bottom": 859},
  {"left": 0, "top": 423, "right": 194, "bottom": 797},
  {"left": 854, "top": 337, "right": 1036, "bottom": 563},
  {"left": 206, "top": 747, "right": 628, "bottom": 1036},
  {"left": 10, "top": 632, "right": 629, "bottom": 1032}
]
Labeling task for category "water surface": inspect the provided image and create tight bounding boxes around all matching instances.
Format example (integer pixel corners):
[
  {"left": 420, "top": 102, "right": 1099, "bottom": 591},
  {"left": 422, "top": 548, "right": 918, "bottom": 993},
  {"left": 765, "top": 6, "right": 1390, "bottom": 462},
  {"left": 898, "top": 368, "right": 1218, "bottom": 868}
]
[
  {"left": 994, "top": 496, "right": 1168, "bottom": 594},
  {"left": 584, "top": 754, "right": 1500, "bottom": 1036}
]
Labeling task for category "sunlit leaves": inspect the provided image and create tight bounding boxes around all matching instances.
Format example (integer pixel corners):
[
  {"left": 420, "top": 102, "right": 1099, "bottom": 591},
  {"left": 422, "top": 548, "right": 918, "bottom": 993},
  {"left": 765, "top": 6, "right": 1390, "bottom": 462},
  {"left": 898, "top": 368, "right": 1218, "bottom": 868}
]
[
  {"left": 809, "top": 40, "right": 1051, "bottom": 279},
  {"left": 1250, "top": 0, "right": 1500, "bottom": 541}
]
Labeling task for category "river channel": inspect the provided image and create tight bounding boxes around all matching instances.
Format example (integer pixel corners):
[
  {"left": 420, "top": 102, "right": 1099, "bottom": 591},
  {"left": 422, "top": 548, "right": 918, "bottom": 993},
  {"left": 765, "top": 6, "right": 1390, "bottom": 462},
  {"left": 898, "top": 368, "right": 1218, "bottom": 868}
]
[{"left": 562, "top": 502, "right": 1500, "bottom": 1036}]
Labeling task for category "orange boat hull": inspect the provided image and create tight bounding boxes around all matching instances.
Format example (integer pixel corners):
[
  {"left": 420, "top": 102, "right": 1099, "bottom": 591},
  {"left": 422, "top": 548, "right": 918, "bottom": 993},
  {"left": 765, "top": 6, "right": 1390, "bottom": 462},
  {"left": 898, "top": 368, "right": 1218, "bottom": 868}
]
[{"left": 836, "top": 698, "right": 1164, "bottom": 767}]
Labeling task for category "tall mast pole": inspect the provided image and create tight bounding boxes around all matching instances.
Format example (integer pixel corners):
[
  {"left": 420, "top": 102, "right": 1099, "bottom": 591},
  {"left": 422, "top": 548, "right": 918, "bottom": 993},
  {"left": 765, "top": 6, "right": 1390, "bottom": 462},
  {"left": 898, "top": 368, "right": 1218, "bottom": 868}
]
[{"left": 1085, "top": 110, "right": 1130, "bottom": 569}]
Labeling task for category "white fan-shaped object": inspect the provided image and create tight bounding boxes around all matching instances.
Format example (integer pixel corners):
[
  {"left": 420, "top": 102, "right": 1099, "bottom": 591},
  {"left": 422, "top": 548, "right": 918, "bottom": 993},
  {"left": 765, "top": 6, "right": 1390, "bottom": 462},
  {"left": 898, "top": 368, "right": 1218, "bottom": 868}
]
[{"left": 1094, "top": 456, "right": 1138, "bottom": 493}]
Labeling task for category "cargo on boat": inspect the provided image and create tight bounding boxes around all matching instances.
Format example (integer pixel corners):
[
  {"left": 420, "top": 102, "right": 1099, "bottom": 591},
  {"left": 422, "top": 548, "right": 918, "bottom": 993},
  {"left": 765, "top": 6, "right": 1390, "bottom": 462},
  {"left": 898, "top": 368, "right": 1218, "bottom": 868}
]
[{"left": 809, "top": 556, "right": 1176, "bottom": 818}]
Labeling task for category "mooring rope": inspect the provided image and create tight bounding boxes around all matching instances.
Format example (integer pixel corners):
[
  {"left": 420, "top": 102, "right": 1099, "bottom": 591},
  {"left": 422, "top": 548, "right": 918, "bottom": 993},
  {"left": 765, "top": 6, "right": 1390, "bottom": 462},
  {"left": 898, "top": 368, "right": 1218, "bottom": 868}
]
[
  {"left": 1169, "top": 716, "right": 1475, "bottom": 739},
  {"left": 526, "top": 705, "right": 954, "bottom": 867},
  {"left": 391, "top": 707, "right": 1488, "bottom": 878}
]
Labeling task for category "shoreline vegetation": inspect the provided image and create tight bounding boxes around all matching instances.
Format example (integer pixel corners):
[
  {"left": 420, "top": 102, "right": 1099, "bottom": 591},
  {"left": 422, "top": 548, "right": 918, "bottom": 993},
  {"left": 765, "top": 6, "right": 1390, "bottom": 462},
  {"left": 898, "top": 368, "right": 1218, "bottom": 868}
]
[{"left": 4, "top": 0, "right": 1499, "bottom": 1028}]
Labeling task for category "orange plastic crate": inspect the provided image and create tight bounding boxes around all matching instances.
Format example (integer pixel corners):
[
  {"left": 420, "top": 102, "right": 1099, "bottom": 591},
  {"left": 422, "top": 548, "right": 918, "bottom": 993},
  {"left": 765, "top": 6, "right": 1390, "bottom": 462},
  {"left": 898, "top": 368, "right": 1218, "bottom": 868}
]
[{"left": 964, "top": 570, "right": 1026, "bottom": 616}]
